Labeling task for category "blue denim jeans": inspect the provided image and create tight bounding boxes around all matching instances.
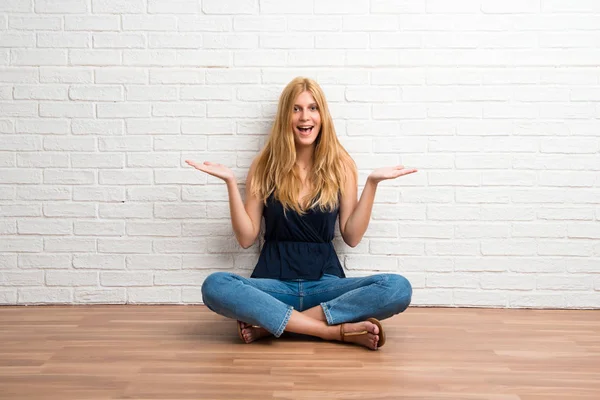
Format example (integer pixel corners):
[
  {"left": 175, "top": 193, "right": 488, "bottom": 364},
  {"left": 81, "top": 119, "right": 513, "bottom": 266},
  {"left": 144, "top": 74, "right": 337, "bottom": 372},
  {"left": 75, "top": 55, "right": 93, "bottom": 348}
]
[{"left": 201, "top": 272, "right": 412, "bottom": 338}]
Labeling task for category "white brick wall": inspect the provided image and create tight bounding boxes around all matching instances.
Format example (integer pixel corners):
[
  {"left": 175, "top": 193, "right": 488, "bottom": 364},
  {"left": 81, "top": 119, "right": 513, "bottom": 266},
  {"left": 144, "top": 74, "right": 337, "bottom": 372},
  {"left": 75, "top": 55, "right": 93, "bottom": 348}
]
[{"left": 0, "top": 1, "right": 598, "bottom": 308}]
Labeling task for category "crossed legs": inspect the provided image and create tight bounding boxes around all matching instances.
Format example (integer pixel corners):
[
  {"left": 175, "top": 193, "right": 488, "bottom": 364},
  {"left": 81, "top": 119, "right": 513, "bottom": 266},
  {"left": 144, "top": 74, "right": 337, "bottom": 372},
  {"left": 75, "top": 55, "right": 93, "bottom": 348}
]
[{"left": 202, "top": 272, "right": 412, "bottom": 350}]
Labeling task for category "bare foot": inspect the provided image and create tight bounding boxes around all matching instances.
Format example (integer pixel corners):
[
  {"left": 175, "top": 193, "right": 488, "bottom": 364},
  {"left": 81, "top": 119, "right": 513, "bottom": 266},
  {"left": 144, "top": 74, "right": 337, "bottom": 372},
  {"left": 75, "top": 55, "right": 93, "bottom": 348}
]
[
  {"left": 238, "top": 321, "right": 272, "bottom": 344},
  {"left": 338, "top": 320, "right": 380, "bottom": 350}
]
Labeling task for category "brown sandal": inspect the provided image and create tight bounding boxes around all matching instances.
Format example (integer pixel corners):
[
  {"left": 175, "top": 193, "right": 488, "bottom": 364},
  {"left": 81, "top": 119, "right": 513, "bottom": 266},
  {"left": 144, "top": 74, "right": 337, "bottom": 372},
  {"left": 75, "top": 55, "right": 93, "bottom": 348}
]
[
  {"left": 237, "top": 320, "right": 262, "bottom": 343},
  {"left": 339, "top": 318, "right": 386, "bottom": 348}
]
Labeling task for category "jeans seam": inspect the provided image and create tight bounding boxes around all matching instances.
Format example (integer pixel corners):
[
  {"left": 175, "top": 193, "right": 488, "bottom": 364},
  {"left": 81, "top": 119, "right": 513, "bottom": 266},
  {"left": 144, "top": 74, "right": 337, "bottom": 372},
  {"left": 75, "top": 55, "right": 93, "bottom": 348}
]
[
  {"left": 321, "top": 302, "right": 334, "bottom": 325},
  {"left": 274, "top": 306, "right": 293, "bottom": 338}
]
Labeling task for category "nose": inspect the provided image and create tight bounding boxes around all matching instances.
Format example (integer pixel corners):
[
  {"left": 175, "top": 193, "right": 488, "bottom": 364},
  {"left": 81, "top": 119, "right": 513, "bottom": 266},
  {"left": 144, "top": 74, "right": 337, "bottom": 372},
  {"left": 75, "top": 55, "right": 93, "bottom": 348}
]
[{"left": 300, "top": 109, "right": 309, "bottom": 121}]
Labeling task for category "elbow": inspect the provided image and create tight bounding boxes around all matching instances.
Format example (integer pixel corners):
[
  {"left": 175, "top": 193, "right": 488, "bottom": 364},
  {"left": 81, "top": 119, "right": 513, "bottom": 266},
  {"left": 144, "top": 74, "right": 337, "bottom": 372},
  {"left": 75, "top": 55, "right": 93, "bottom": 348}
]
[
  {"left": 343, "top": 235, "right": 361, "bottom": 248},
  {"left": 239, "top": 240, "right": 255, "bottom": 249},
  {"left": 237, "top": 234, "right": 257, "bottom": 249}
]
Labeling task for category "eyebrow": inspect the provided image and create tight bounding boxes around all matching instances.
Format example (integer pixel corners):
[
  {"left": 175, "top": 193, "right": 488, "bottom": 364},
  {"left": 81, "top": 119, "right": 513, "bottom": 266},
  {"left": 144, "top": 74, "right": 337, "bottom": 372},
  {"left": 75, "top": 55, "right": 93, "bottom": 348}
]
[{"left": 294, "top": 103, "right": 318, "bottom": 107}]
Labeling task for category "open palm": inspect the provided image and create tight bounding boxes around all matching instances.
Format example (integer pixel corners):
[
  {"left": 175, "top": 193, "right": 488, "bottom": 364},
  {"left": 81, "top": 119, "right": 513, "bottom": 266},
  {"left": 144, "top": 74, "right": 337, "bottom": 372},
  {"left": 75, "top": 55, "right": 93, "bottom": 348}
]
[
  {"left": 369, "top": 165, "right": 418, "bottom": 184},
  {"left": 185, "top": 160, "right": 235, "bottom": 183}
]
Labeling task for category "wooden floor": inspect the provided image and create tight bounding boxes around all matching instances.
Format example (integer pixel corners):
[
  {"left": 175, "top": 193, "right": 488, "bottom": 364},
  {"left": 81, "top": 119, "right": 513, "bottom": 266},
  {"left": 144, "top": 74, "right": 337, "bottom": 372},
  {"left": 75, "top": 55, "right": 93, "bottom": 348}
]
[{"left": 0, "top": 306, "right": 599, "bottom": 400}]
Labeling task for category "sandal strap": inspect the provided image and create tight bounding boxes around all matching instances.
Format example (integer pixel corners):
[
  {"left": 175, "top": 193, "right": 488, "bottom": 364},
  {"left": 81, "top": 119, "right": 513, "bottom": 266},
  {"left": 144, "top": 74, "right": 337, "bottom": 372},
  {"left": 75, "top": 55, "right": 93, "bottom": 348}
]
[
  {"left": 341, "top": 329, "right": 369, "bottom": 337},
  {"left": 340, "top": 323, "right": 369, "bottom": 341}
]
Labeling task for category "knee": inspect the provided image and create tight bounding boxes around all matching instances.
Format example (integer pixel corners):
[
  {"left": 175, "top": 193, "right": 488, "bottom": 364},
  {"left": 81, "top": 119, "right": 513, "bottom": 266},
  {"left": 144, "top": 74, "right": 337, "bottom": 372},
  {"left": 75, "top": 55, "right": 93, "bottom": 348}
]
[
  {"left": 385, "top": 274, "right": 412, "bottom": 313},
  {"left": 201, "top": 272, "right": 233, "bottom": 308}
]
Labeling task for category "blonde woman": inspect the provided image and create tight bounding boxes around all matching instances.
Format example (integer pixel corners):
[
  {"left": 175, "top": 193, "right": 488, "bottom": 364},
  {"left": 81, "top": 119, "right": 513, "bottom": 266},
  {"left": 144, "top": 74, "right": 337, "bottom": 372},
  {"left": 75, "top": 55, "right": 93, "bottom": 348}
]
[{"left": 186, "top": 77, "right": 416, "bottom": 350}]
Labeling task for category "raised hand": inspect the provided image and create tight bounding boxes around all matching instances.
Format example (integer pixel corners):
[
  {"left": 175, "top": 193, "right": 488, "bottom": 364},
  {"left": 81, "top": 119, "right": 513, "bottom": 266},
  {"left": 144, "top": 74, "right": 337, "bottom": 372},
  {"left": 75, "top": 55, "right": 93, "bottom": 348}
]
[
  {"left": 185, "top": 160, "right": 235, "bottom": 183},
  {"left": 368, "top": 165, "right": 418, "bottom": 184}
]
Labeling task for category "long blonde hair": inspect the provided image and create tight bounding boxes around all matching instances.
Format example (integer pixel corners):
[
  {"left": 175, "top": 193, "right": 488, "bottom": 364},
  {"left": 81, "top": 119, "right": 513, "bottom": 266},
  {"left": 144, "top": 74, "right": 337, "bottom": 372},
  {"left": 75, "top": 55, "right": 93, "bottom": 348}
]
[{"left": 250, "top": 77, "right": 357, "bottom": 214}]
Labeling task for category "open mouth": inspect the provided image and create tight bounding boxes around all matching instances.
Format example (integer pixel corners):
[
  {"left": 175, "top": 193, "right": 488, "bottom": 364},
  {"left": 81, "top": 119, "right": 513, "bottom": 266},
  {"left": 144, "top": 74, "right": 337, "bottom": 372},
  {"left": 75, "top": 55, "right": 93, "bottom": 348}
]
[{"left": 297, "top": 126, "right": 314, "bottom": 135}]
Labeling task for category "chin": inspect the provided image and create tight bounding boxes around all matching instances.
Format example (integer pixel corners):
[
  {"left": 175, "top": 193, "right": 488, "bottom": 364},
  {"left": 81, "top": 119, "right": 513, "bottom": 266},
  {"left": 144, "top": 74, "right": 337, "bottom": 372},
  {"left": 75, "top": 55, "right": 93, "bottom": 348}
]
[{"left": 294, "top": 135, "right": 318, "bottom": 147}]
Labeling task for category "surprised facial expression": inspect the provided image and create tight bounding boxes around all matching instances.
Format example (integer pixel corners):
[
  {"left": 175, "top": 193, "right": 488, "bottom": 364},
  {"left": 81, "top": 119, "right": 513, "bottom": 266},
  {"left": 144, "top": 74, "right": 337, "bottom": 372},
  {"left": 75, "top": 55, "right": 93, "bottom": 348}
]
[{"left": 292, "top": 91, "right": 321, "bottom": 148}]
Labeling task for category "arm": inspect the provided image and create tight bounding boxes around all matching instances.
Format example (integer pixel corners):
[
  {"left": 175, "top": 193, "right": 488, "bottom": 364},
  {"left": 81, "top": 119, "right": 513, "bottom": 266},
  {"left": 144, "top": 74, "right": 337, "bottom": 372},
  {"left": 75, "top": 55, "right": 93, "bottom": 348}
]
[
  {"left": 227, "top": 160, "right": 263, "bottom": 249},
  {"left": 185, "top": 159, "right": 263, "bottom": 249},
  {"left": 338, "top": 168, "right": 375, "bottom": 248},
  {"left": 339, "top": 164, "right": 418, "bottom": 248}
]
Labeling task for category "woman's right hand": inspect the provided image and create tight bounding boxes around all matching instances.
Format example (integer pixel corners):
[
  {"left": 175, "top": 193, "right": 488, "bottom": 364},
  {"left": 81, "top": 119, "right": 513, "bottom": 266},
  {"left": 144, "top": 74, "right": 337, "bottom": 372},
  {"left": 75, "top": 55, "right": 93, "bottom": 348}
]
[{"left": 185, "top": 160, "right": 235, "bottom": 183}]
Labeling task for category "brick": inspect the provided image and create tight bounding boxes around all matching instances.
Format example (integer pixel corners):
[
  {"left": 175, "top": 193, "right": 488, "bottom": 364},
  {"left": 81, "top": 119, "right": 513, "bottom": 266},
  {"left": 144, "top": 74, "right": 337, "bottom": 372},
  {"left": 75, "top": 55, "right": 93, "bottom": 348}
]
[
  {"left": 69, "top": 85, "right": 124, "bottom": 101},
  {"left": 128, "top": 288, "right": 181, "bottom": 303},
  {"left": 0, "top": 238, "right": 42, "bottom": 252},
  {"left": 100, "top": 272, "right": 152, "bottom": 286},
  {"left": 46, "top": 271, "right": 98, "bottom": 286},
  {"left": 16, "top": 186, "right": 71, "bottom": 201},
  {"left": 39, "top": 102, "right": 94, "bottom": 118},
  {"left": 73, "top": 254, "right": 125, "bottom": 270},
  {"left": 75, "top": 289, "right": 125, "bottom": 304},
  {"left": 0, "top": 169, "right": 41, "bottom": 184},
  {"left": 35, "top": 0, "right": 87, "bottom": 13},
  {"left": 0, "top": 32, "right": 35, "bottom": 47},
  {"left": 97, "top": 167, "right": 152, "bottom": 186},
  {"left": 148, "top": 0, "right": 201, "bottom": 14},
  {"left": 126, "top": 86, "right": 178, "bottom": 102},
  {"left": 19, "top": 254, "right": 71, "bottom": 269},
  {"left": 98, "top": 239, "right": 152, "bottom": 254},
  {"left": 153, "top": 103, "right": 206, "bottom": 117},
  {"left": 72, "top": 119, "right": 124, "bottom": 135},
  {"left": 17, "top": 153, "right": 69, "bottom": 168},
  {"left": 73, "top": 187, "right": 125, "bottom": 202},
  {"left": 123, "top": 15, "right": 177, "bottom": 31},
  {"left": 315, "top": 0, "right": 368, "bottom": 14},
  {"left": 16, "top": 119, "right": 69, "bottom": 134},
  {"left": 10, "top": 16, "right": 62, "bottom": 30},
  {"left": 127, "top": 255, "right": 181, "bottom": 270},
  {"left": 127, "top": 186, "right": 179, "bottom": 201},
  {"left": 92, "top": 0, "right": 145, "bottom": 13},
  {"left": 97, "top": 103, "right": 151, "bottom": 118},
  {"left": 65, "top": 16, "right": 120, "bottom": 31},
  {"left": 95, "top": 68, "right": 148, "bottom": 84},
  {"left": 99, "top": 137, "right": 152, "bottom": 152},
  {"left": 127, "top": 153, "right": 180, "bottom": 168},
  {"left": 73, "top": 153, "right": 124, "bottom": 169},
  {"left": 11, "top": 49, "right": 67, "bottom": 65},
  {"left": 74, "top": 221, "right": 125, "bottom": 236},
  {"left": 37, "top": 32, "right": 89, "bottom": 48},
  {"left": 0, "top": 102, "right": 37, "bottom": 117},
  {"left": 127, "top": 222, "right": 181, "bottom": 237},
  {"left": 43, "top": 203, "right": 96, "bottom": 217},
  {"left": 425, "top": 241, "right": 479, "bottom": 256},
  {"left": 203, "top": 0, "right": 257, "bottom": 14},
  {"left": 69, "top": 50, "right": 120, "bottom": 66},
  {"left": 179, "top": 16, "right": 232, "bottom": 32},
  {"left": 44, "top": 137, "right": 95, "bottom": 151},
  {"left": 44, "top": 238, "right": 95, "bottom": 252},
  {"left": 98, "top": 203, "right": 153, "bottom": 218},
  {"left": 154, "top": 136, "right": 207, "bottom": 151},
  {"left": 154, "top": 203, "right": 207, "bottom": 218},
  {"left": 18, "top": 288, "right": 72, "bottom": 304},
  {"left": 18, "top": 219, "right": 72, "bottom": 235},
  {"left": 123, "top": 50, "right": 177, "bottom": 66},
  {"left": 40, "top": 67, "right": 93, "bottom": 83}
]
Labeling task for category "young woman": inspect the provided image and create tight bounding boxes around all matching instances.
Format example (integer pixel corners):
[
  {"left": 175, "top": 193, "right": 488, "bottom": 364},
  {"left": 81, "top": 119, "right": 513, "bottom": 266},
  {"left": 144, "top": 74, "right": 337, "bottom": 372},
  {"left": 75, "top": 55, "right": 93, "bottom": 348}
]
[{"left": 186, "top": 77, "right": 416, "bottom": 350}]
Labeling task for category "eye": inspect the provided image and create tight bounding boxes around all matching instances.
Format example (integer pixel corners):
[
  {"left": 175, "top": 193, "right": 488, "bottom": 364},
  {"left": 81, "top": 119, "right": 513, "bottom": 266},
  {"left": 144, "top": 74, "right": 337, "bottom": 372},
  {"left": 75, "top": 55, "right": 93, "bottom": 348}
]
[
  {"left": 293, "top": 106, "right": 299, "bottom": 112},
  {"left": 310, "top": 106, "right": 318, "bottom": 111}
]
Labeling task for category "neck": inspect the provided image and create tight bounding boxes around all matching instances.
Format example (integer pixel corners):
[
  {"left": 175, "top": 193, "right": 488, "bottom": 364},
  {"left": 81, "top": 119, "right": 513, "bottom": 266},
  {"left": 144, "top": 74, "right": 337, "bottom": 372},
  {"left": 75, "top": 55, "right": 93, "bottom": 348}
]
[{"left": 295, "top": 145, "right": 314, "bottom": 170}]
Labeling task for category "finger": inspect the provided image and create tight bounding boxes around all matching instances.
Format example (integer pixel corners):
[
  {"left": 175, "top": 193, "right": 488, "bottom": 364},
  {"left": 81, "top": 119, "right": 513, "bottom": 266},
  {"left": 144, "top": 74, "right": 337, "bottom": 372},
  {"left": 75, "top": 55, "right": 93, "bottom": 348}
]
[
  {"left": 399, "top": 169, "right": 418, "bottom": 175},
  {"left": 185, "top": 160, "right": 201, "bottom": 168}
]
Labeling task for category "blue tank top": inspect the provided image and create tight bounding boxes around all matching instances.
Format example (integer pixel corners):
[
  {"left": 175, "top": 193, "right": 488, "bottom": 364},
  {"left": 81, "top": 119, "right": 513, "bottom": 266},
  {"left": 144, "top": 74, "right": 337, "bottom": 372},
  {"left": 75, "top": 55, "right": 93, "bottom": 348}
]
[{"left": 251, "top": 194, "right": 346, "bottom": 280}]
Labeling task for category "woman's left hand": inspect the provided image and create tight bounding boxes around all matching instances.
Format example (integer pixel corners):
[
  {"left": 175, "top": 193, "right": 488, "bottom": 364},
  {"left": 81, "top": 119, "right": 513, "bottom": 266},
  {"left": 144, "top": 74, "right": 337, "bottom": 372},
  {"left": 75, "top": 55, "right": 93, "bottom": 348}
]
[{"left": 368, "top": 165, "right": 418, "bottom": 184}]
